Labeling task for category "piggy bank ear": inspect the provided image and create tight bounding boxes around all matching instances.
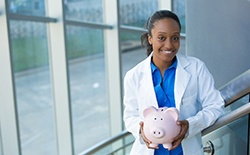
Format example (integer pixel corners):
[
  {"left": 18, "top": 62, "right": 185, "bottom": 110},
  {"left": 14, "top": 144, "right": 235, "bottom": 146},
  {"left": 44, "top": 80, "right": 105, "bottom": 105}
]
[
  {"left": 143, "top": 106, "right": 157, "bottom": 117},
  {"left": 165, "top": 108, "right": 179, "bottom": 121}
]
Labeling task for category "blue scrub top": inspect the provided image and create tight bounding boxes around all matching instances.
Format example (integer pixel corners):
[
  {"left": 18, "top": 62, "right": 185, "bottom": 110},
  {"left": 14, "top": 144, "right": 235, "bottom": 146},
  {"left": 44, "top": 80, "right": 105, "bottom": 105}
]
[{"left": 151, "top": 58, "right": 183, "bottom": 155}]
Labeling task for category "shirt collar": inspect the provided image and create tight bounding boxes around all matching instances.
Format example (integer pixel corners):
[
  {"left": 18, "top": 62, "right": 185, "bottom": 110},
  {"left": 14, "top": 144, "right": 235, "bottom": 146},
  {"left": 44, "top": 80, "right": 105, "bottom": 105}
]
[{"left": 151, "top": 57, "right": 177, "bottom": 73}]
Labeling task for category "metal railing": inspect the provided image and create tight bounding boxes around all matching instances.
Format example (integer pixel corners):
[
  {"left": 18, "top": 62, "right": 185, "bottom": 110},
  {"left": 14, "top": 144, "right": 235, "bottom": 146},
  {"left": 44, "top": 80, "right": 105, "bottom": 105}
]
[
  {"left": 202, "top": 69, "right": 250, "bottom": 135},
  {"left": 219, "top": 69, "right": 250, "bottom": 106},
  {"left": 80, "top": 69, "right": 250, "bottom": 155},
  {"left": 79, "top": 130, "right": 131, "bottom": 155}
]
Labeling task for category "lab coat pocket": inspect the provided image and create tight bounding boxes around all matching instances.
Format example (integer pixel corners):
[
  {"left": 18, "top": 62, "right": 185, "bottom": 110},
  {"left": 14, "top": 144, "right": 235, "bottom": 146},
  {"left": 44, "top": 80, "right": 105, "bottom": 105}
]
[
  {"left": 181, "top": 93, "right": 197, "bottom": 105},
  {"left": 180, "top": 93, "right": 199, "bottom": 118}
]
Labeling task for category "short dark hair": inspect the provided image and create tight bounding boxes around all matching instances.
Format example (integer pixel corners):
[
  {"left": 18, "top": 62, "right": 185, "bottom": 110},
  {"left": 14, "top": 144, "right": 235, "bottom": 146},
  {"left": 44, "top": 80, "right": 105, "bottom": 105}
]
[{"left": 141, "top": 10, "right": 181, "bottom": 56}]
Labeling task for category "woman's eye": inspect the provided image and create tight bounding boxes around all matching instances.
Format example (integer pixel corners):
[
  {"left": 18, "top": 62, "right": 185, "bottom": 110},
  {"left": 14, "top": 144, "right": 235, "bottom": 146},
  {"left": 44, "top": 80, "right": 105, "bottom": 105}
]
[
  {"left": 158, "top": 36, "right": 165, "bottom": 41},
  {"left": 173, "top": 36, "right": 179, "bottom": 41}
]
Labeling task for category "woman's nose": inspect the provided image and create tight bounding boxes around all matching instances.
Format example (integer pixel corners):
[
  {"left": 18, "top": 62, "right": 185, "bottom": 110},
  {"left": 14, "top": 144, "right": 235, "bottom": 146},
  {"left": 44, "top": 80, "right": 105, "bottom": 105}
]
[{"left": 164, "top": 38, "right": 174, "bottom": 49}]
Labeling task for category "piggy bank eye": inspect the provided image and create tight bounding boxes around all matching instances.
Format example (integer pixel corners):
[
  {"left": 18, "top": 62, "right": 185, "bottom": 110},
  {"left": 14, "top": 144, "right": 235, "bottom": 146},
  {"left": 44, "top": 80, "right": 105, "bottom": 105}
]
[
  {"left": 161, "top": 109, "right": 164, "bottom": 111},
  {"left": 160, "top": 118, "right": 163, "bottom": 120},
  {"left": 154, "top": 117, "right": 157, "bottom": 120}
]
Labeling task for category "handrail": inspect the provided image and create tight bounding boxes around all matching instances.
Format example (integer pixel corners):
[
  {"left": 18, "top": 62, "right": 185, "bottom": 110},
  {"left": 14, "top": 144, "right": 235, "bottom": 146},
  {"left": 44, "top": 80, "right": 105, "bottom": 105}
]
[
  {"left": 78, "top": 130, "right": 131, "bottom": 155},
  {"left": 80, "top": 69, "right": 250, "bottom": 155},
  {"left": 103, "top": 141, "right": 134, "bottom": 155},
  {"left": 202, "top": 101, "right": 250, "bottom": 135},
  {"left": 220, "top": 69, "right": 250, "bottom": 106}
]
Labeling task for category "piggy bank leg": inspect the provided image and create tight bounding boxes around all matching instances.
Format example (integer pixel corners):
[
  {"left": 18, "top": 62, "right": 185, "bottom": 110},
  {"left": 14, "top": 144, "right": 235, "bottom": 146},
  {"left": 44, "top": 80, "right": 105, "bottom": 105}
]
[
  {"left": 162, "top": 143, "right": 172, "bottom": 149},
  {"left": 149, "top": 143, "right": 158, "bottom": 148}
]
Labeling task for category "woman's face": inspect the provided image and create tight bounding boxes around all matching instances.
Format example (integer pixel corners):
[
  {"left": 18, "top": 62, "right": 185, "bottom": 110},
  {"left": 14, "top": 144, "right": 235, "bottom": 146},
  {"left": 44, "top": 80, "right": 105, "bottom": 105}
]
[{"left": 148, "top": 18, "right": 180, "bottom": 67}]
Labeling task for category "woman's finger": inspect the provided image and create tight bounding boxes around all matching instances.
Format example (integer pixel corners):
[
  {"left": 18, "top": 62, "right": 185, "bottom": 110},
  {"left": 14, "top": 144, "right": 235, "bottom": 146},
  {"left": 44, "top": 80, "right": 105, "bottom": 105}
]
[{"left": 139, "top": 122, "right": 158, "bottom": 149}]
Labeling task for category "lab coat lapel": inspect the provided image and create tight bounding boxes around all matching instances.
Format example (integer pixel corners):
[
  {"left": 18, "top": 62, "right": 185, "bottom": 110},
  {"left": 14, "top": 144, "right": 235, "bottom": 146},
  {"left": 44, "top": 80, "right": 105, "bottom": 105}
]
[
  {"left": 139, "top": 55, "right": 158, "bottom": 108},
  {"left": 175, "top": 55, "right": 191, "bottom": 109}
]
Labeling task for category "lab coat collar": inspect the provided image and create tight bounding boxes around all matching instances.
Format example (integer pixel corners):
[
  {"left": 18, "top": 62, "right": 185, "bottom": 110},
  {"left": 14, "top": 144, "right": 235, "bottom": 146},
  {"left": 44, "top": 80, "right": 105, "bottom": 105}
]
[{"left": 139, "top": 52, "right": 191, "bottom": 109}]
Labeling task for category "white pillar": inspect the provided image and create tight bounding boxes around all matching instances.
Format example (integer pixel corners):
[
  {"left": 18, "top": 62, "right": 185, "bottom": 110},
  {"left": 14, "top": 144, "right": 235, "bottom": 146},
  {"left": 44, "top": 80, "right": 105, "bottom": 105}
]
[
  {"left": 47, "top": 1, "right": 73, "bottom": 155},
  {"left": 103, "top": 0, "right": 123, "bottom": 136},
  {"left": 0, "top": 1, "right": 20, "bottom": 155},
  {"left": 158, "top": 0, "right": 172, "bottom": 10}
]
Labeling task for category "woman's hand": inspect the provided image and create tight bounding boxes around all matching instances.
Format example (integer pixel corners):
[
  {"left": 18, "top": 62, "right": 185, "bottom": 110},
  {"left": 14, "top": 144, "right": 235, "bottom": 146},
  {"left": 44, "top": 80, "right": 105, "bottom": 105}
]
[
  {"left": 139, "top": 121, "right": 159, "bottom": 149},
  {"left": 169, "top": 120, "right": 189, "bottom": 150}
]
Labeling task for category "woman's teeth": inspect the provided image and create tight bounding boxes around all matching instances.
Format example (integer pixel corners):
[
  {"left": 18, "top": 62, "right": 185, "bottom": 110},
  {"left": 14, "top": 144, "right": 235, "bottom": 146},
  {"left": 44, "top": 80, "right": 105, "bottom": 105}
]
[{"left": 163, "top": 51, "right": 172, "bottom": 54}]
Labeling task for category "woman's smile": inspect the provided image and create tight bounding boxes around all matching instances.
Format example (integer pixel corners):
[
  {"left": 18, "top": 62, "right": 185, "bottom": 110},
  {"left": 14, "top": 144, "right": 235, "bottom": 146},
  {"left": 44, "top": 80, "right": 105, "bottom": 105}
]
[{"left": 161, "top": 50, "right": 174, "bottom": 54}]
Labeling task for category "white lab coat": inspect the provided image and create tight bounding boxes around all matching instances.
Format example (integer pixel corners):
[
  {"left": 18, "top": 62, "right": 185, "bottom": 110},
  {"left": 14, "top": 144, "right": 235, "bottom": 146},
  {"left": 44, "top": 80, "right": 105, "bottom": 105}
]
[{"left": 123, "top": 53, "right": 224, "bottom": 155}]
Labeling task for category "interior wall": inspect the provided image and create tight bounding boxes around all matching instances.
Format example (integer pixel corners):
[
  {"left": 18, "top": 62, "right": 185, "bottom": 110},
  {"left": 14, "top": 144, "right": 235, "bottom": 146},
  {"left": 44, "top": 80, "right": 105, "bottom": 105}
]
[{"left": 186, "top": 0, "right": 250, "bottom": 88}]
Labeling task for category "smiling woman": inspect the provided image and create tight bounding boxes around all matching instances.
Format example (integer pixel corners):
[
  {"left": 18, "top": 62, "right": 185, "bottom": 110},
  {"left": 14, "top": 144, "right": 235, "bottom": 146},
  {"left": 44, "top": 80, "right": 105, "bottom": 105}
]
[{"left": 123, "top": 10, "right": 225, "bottom": 155}]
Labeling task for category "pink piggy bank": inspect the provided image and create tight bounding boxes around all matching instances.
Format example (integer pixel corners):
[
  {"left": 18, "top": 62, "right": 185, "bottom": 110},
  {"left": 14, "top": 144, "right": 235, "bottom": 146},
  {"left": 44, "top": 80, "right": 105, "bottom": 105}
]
[{"left": 143, "top": 106, "right": 180, "bottom": 149}]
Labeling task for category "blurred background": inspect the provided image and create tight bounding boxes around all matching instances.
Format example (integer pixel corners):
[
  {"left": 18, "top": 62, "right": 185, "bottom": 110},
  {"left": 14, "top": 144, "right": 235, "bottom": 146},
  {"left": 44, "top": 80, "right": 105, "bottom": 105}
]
[{"left": 0, "top": 0, "right": 249, "bottom": 155}]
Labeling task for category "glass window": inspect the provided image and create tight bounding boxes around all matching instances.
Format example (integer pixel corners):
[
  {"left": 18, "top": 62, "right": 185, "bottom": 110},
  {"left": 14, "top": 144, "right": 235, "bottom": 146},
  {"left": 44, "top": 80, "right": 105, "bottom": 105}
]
[
  {"left": 119, "top": 0, "right": 158, "bottom": 75},
  {"left": 8, "top": 0, "right": 46, "bottom": 16},
  {"left": 120, "top": 31, "right": 147, "bottom": 76},
  {"left": 65, "top": 0, "right": 103, "bottom": 23},
  {"left": 65, "top": 26, "right": 110, "bottom": 154},
  {"left": 9, "top": 20, "right": 57, "bottom": 155},
  {"left": 173, "top": 0, "right": 186, "bottom": 33},
  {"left": 119, "top": 0, "right": 158, "bottom": 27}
]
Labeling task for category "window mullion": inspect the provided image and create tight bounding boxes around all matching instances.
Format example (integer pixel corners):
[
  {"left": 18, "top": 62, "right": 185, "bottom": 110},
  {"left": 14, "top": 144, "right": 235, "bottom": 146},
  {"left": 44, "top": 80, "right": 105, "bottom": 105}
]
[
  {"left": 47, "top": 0, "right": 74, "bottom": 155},
  {"left": 0, "top": 1, "right": 21, "bottom": 155},
  {"left": 103, "top": 0, "right": 123, "bottom": 136},
  {"left": 158, "top": 0, "right": 172, "bottom": 10}
]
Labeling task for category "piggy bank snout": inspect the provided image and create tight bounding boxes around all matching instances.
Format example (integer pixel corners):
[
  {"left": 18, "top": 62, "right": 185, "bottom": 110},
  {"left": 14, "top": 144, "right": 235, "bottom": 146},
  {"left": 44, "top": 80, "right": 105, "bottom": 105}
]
[{"left": 150, "top": 127, "right": 165, "bottom": 138}]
